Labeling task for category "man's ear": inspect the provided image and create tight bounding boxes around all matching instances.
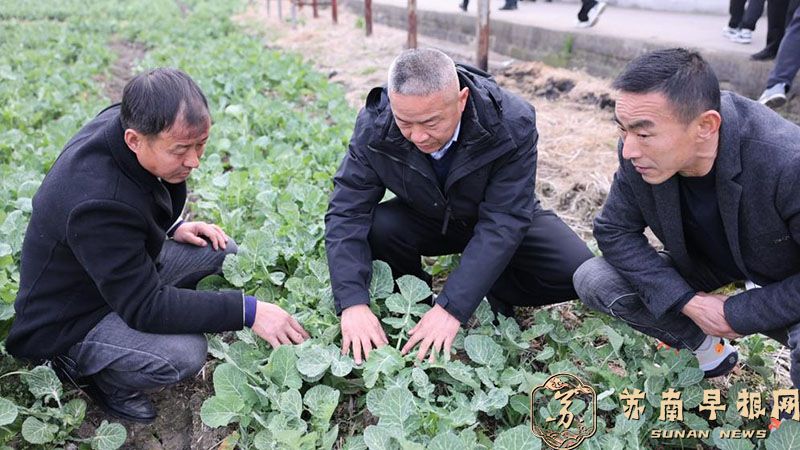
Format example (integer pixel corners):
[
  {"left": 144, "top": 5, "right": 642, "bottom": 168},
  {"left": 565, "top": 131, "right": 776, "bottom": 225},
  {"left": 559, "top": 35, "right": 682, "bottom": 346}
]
[
  {"left": 124, "top": 129, "right": 143, "bottom": 154},
  {"left": 458, "top": 87, "right": 470, "bottom": 113},
  {"left": 695, "top": 110, "right": 722, "bottom": 142}
]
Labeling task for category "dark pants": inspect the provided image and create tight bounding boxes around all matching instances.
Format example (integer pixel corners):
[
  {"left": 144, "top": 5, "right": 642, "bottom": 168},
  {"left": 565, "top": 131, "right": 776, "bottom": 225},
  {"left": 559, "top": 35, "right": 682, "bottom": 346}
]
[
  {"left": 767, "top": 4, "right": 800, "bottom": 88},
  {"left": 729, "top": 0, "right": 766, "bottom": 30},
  {"left": 368, "top": 199, "right": 592, "bottom": 317},
  {"left": 62, "top": 239, "right": 237, "bottom": 399},
  {"left": 761, "top": 0, "right": 800, "bottom": 56},
  {"left": 574, "top": 255, "right": 800, "bottom": 386},
  {"left": 578, "top": 0, "right": 598, "bottom": 22}
]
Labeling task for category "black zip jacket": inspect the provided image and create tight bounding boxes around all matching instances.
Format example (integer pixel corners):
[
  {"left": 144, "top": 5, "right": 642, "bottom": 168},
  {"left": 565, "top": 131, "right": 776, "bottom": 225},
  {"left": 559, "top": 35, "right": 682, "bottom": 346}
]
[
  {"left": 325, "top": 65, "right": 540, "bottom": 323},
  {"left": 6, "top": 105, "right": 245, "bottom": 359}
]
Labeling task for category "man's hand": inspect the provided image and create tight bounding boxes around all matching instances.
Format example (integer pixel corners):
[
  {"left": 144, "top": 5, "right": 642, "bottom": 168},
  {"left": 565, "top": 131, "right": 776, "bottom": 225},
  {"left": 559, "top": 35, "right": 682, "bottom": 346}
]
[
  {"left": 341, "top": 304, "right": 388, "bottom": 365},
  {"left": 252, "top": 301, "right": 309, "bottom": 348},
  {"left": 401, "top": 304, "right": 461, "bottom": 363},
  {"left": 681, "top": 292, "right": 742, "bottom": 340},
  {"left": 173, "top": 221, "right": 229, "bottom": 250}
]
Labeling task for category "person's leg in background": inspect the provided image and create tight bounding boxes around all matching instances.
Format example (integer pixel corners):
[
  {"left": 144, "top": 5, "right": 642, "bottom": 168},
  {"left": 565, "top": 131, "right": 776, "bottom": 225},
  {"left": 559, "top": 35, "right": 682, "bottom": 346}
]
[
  {"left": 759, "top": 4, "right": 800, "bottom": 107},
  {"left": 576, "top": 0, "right": 607, "bottom": 28},
  {"left": 752, "top": 0, "right": 790, "bottom": 60}
]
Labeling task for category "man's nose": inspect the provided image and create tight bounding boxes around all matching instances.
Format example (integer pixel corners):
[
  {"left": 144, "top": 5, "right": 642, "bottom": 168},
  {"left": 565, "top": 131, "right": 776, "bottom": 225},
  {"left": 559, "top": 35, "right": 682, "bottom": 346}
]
[
  {"left": 621, "top": 138, "right": 640, "bottom": 160},
  {"left": 409, "top": 126, "right": 429, "bottom": 144},
  {"left": 184, "top": 149, "right": 200, "bottom": 168}
]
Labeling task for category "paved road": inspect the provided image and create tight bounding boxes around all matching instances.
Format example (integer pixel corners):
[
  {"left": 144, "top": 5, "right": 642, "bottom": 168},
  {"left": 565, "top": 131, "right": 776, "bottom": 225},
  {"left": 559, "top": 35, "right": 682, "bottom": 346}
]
[{"left": 374, "top": 0, "right": 771, "bottom": 57}]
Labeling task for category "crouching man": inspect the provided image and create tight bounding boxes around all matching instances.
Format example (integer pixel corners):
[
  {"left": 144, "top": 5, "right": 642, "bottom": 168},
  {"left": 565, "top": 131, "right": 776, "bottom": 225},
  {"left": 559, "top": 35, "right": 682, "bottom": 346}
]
[
  {"left": 6, "top": 68, "right": 308, "bottom": 423},
  {"left": 574, "top": 48, "right": 800, "bottom": 383}
]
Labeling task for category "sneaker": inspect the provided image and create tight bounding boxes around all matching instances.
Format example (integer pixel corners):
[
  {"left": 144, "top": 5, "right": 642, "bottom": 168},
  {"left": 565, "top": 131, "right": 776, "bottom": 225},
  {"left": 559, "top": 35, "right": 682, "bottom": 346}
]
[
  {"left": 759, "top": 83, "right": 788, "bottom": 108},
  {"left": 459, "top": 1, "right": 467, "bottom": 11},
  {"left": 722, "top": 26, "right": 739, "bottom": 40},
  {"left": 733, "top": 28, "right": 753, "bottom": 44},
  {"left": 575, "top": 20, "right": 591, "bottom": 28},
  {"left": 695, "top": 336, "right": 738, "bottom": 378},
  {"left": 586, "top": 1, "right": 607, "bottom": 27}
]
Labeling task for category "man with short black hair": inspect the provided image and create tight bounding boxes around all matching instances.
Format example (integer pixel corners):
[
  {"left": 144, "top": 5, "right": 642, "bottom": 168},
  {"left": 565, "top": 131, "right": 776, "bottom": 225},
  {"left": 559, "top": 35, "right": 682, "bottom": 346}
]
[
  {"left": 325, "top": 48, "right": 592, "bottom": 365},
  {"left": 574, "top": 48, "right": 800, "bottom": 385},
  {"left": 7, "top": 68, "right": 308, "bottom": 423}
]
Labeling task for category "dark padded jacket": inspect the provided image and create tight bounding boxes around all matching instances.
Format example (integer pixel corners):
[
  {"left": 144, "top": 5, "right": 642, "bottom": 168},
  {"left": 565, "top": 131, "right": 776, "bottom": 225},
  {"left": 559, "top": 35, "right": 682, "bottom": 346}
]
[
  {"left": 7, "top": 105, "right": 245, "bottom": 359},
  {"left": 325, "top": 65, "right": 541, "bottom": 324}
]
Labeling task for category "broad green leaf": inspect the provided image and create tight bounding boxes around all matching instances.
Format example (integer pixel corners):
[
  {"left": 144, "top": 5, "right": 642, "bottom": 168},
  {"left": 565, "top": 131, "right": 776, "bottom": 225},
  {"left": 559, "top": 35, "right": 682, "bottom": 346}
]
[
  {"left": 254, "top": 429, "right": 275, "bottom": 450},
  {"left": 63, "top": 398, "right": 87, "bottom": 424},
  {"left": 297, "top": 344, "right": 333, "bottom": 379},
  {"left": 411, "top": 368, "right": 434, "bottom": 399},
  {"left": 520, "top": 323, "right": 554, "bottom": 341},
  {"left": 22, "top": 365, "right": 62, "bottom": 402},
  {"left": 200, "top": 395, "right": 244, "bottom": 427},
  {"left": 473, "top": 300, "right": 495, "bottom": 326},
  {"left": 265, "top": 345, "right": 302, "bottom": 389},
  {"left": 601, "top": 325, "right": 624, "bottom": 354},
  {"left": 214, "top": 363, "right": 255, "bottom": 402},
  {"left": 375, "top": 387, "right": 417, "bottom": 429},
  {"left": 0, "top": 397, "right": 17, "bottom": 426},
  {"left": 21, "top": 416, "right": 57, "bottom": 444},
  {"left": 766, "top": 419, "right": 800, "bottom": 450},
  {"left": 464, "top": 335, "right": 504, "bottom": 367},
  {"left": 363, "top": 425, "right": 396, "bottom": 450},
  {"left": 533, "top": 346, "right": 554, "bottom": 362},
  {"left": 91, "top": 420, "right": 127, "bottom": 450},
  {"left": 470, "top": 387, "right": 508, "bottom": 413},
  {"left": 322, "top": 424, "right": 339, "bottom": 450},
  {"left": 676, "top": 367, "right": 705, "bottom": 387},
  {"left": 330, "top": 347, "right": 355, "bottom": 377},
  {"left": 493, "top": 425, "right": 541, "bottom": 450},
  {"left": 279, "top": 389, "right": 303, "bottom": 418},
  {"left": 343, "top": 435, "right": 369, "bottom": 450},
  {"left": 370, "top": 261, "right": 394, "bottom": 300},
  {"left": 396, "top": 275, "right": 431, "bottom": 303},
  {"left": 509, "top": 394, "right": 531, "bottom": 416},
  {"left": 362, "top": 346, "right": 405, "bottom": 389},
  {"left": 304, "top": 385, "right": 340, "bottom": 422},
  {"left": 440, "top": 359, "right": 480, "bottom": 389}
]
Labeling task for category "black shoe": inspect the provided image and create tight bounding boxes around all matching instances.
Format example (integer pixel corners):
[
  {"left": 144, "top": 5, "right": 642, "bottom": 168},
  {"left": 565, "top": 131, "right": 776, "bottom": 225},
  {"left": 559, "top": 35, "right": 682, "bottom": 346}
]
[
  {"left": 50, "top": 357, "right": 156, "bottom": 423},
  {"left": 459, "top": 2, "right": 467, "bottom": 11},
  {"left": 499, "top": 4, "right": 518, "bottom": 10},
  {"left": 82, "top": 382, "right": 157, "bottom": 424},
  {"left": 751, "top": 48, "right": 777, "bottom": 61}
]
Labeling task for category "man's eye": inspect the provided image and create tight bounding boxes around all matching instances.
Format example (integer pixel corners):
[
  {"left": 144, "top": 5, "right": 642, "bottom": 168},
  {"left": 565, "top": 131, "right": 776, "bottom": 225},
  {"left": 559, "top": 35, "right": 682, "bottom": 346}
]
[{"left": 637, "top": 134, "right": 650, "bottom": 139}]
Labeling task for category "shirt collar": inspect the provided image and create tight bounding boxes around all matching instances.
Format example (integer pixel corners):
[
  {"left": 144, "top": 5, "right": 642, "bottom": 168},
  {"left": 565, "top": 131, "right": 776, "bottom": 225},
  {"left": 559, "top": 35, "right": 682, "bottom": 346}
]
[{"left": 429, "top": 121, "right": 461, "bottom": 161}]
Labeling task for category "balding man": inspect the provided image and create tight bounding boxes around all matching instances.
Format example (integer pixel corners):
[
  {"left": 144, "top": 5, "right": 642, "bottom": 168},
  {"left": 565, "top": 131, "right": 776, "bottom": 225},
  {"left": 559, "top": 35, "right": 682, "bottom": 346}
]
[{"left": 325, "top": 48, "right": 592, "bottom": 364}]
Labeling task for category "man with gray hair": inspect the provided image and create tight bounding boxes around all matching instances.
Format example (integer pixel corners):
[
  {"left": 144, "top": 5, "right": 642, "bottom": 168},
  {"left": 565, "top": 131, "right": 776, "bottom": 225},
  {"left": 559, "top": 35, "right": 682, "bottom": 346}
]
[{"left": 325, "top": 48, "right": 592, "bottom": 364}]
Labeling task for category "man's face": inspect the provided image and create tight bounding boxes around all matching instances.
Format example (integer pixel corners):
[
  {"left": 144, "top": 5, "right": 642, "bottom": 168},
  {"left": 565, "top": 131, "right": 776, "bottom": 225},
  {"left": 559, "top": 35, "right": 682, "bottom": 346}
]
[
  {"left": 614, "top": 91, "right": 700, "bottom": 184},
  {"left": 389, "top": 85, "right": 469, "bottom": 153},
  {"left": 125, "top": 116, "right": 210, "bottom": 184}
]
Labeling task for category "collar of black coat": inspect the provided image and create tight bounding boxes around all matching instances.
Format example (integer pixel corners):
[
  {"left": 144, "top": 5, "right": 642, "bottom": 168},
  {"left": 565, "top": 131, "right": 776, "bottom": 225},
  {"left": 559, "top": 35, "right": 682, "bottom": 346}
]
[
  {"left": 365, "top": 64, "right": 506, "bottom": 158},
  {"left": 100, "top": 104, "right": 186, "bottom": 221}
]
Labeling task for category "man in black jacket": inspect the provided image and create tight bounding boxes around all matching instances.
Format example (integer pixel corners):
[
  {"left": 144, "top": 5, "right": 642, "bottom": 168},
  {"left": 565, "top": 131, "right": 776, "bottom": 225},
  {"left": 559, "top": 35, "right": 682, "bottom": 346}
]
[
  {"left": 325, "top": 48, "right": 592, "bottom": 365},
  {"left": 7, "top": 68, "right": 308, "bottom": 422}
]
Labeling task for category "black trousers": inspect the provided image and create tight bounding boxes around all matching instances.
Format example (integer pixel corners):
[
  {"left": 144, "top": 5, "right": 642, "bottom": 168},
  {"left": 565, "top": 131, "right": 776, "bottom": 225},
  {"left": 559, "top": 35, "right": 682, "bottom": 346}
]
[{"left": 367, "top": 199, "right": 593, "bottom": 316}]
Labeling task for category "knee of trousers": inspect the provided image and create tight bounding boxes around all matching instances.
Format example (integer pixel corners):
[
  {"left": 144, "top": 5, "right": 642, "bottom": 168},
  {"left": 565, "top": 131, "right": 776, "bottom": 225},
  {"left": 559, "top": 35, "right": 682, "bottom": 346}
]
[
  {"left": 156, "top": 334, "right": 208, "bottom": 384},
  {"left": 223, "top": 237, "right": 239, "bottom": 256},
  {"left": 573, "top": 256, "right": 626, "bottom": 313},
  {"left": 367, "top": 208, "right": 410, "bottom": 256}
]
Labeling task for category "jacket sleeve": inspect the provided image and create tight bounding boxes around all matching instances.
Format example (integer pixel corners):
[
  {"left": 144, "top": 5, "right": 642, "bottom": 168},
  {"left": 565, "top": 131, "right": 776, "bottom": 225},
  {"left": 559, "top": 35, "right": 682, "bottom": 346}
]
[
  {"left": 724, "top": 163, "right": 800, "bottom": 335},
  {"left": 593, "top": 150, "right": 694, "bottom": 320},
  {"left": 434, "top": 130, "right": 538, "bottom": 324},
  {"left": 67, "top": 199, "right": 245, "bottom": 334},
  {"left": 325, "top": 115, "right": 386, "bottom": 314}
]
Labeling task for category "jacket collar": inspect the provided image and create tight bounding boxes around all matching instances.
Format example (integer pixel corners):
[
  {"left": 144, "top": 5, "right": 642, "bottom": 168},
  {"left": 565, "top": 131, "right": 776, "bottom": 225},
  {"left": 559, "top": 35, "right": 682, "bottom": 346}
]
[
  {"left": 715, "top": 92, "right": 746, "bottom": 275},
  {"left": 652, "top": 92, "right": 747, "bottom": 275},
  {"left": 102, "top": 106, "right": 181, "bottom": 217}
]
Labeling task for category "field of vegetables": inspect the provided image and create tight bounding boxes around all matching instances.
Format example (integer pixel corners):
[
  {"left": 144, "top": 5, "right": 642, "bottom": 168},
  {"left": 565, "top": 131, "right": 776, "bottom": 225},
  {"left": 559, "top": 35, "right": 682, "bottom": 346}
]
[{"left": 1, "top": 0, "right": 799, "bottom": 449}]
